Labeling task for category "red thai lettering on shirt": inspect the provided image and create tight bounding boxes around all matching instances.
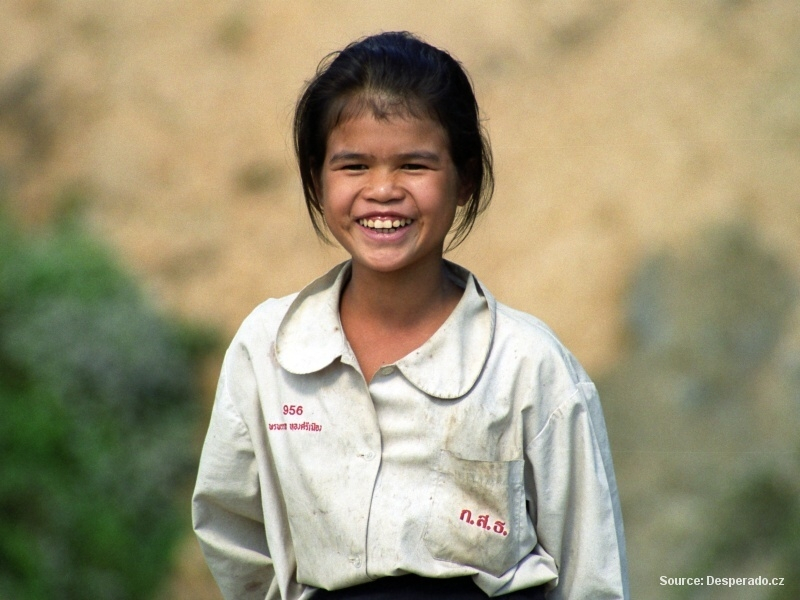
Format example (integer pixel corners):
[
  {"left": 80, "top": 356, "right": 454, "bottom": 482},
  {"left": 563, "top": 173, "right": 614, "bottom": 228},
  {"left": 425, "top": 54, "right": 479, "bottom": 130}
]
[
  {"left": 459, "top": 509, "right": 509, "bottom": 536},
  {"left": 289, "top": 421, "right": 322, "bottom": 432},
  {"left": 268, "top": 421, "right": 322, "bottom": 432},
  {"left": 269, "top": 405, "right": 322, "bottom": 432}
]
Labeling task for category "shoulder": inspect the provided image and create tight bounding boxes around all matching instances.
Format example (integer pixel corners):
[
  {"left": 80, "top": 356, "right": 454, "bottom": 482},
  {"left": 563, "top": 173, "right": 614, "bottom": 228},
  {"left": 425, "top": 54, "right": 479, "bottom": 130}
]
[
  {"left": 231, "top": 293, "right": 299, "bottom": 350},
  {"left": 453, "top": 265, "right": 591, "bottom": 388},
  {"left": 230, "top": 261, "right": 349, "bottom": 351},
  {"left": 490, "top": 300, "right": 602, "bottom": 442},
  {"left": 491, "top": 299, "right": 591, "bottom": 385},
  {"left": 472, "top": 281, "right": 596, "bottom": 429},
  {"left": 225, "top": 261, "right": 350, "bottom": 372}
]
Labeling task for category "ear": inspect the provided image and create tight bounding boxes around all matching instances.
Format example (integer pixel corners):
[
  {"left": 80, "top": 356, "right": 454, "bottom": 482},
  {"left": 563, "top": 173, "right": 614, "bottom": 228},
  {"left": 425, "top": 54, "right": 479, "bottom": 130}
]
[
  {"left": 456, "top": 184, "right": 471, "bottom": 207},
  {"left": 456, "top": 160, "right": 478, "bottom": 207}
]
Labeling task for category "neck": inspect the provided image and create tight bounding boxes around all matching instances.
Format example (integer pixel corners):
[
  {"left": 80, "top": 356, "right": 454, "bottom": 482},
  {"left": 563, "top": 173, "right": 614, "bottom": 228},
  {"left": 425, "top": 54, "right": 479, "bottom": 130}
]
[{"left": 342, "top": 258, "right": 459, "bottom": 329}]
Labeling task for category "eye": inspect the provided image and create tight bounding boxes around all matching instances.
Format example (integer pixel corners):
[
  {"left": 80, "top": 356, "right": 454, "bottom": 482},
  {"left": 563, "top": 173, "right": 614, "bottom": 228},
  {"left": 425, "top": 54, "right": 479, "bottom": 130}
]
[
  {"left": 341, "top": 163, "right": 368, "bottom": 171},
  {"left": 402, "top": 163, "right": 428, "bottom": 171}
]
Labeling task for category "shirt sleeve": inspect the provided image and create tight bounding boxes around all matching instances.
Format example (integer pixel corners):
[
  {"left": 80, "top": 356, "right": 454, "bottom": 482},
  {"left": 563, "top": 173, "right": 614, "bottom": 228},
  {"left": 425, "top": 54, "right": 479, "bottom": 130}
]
[
  {"left": 527, "top": 381, "right": 629, "bottom": 600},
  {"left": 192, "top": 362, "right": 275, "bottom": 600}
]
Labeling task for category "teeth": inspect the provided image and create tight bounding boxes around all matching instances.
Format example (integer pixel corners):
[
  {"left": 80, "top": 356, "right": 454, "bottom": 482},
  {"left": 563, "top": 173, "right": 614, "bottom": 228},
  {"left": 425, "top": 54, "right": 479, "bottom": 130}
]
[{"left": 359, "top": 218, "right": 412, "bottom": 230}]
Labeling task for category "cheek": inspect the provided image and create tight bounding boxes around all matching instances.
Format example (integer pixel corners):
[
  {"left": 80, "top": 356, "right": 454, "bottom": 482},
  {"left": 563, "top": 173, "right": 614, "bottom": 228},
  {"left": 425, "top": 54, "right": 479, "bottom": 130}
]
[
  {"left": 317, "top": 174, "right": 335, "bottom": 211},
  {"left": 318, "top": 180, "right": 352, "bottom": 229},
  {"left": 319, "top": 180, "right": 338, "bottom": 210}
]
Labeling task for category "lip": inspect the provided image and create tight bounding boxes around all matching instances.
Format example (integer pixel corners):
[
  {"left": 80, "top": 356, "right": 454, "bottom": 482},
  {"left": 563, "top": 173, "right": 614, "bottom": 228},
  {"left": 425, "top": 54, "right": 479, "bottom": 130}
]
[
  {"left": 354, "top": 211, "right": 414, "bottom": 221},
  {"left": 358, "top": 225, "right": 412, "bottom": 242}
]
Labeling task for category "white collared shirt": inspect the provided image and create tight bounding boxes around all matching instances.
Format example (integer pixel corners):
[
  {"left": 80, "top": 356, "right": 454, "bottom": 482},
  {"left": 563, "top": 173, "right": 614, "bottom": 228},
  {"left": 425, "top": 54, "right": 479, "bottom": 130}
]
[{"left": 192, "top": 261, "right": 628, "bottom": 600}]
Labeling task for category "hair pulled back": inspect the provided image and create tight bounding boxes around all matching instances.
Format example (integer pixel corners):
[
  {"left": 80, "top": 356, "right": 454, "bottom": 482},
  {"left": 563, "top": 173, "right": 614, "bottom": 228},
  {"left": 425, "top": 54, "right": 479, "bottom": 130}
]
[{"left": 293, "top": 31, "right": 493, "bottom": 249}]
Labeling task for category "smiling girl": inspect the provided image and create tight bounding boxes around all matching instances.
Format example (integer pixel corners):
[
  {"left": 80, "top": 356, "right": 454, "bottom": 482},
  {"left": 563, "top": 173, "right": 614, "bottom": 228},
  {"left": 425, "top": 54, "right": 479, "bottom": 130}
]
[{"left": 192, "top": 32, "right": 628, "bottom": 600}]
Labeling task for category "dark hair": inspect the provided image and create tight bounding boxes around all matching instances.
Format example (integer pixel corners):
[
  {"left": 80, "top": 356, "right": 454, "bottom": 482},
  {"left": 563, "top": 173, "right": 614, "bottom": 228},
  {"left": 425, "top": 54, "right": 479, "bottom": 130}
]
[{"left": 293, "top": 31, "right": 493, "bottom": 249}]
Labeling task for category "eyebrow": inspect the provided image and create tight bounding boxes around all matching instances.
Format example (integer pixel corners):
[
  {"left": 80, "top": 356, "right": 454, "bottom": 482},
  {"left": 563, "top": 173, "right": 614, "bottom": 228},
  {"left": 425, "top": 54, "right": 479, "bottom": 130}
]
[
  {"left": 327, "top": 152, "right": 369, "bottom": 164},
  {"left": 328, "top": 151, "right": 442, "bottom": 164},
  {"left": 399, "top": 151, "right": 441, "bottom": 162}
]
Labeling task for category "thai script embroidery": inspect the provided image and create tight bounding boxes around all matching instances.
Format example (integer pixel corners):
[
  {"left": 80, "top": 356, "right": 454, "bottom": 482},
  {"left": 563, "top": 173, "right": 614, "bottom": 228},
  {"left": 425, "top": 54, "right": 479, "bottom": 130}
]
[
  {"left": 289, "top": 421, "right": 322, "bottom": 432},
  {"left": 459, "top": 509, "right": 508, "bottom": 536},
  {"left": 268, "top": 421, "right": 322, "bottom": 432},
  {"left": 270, "top": 404, "right": 321, "bottom": 432}
]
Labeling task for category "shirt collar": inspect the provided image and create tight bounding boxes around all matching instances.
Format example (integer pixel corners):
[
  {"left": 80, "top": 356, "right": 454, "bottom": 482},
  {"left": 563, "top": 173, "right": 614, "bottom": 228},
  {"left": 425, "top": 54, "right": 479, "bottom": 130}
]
[{"left": 275, "top": 261, "right": 495, "bottom": 400}]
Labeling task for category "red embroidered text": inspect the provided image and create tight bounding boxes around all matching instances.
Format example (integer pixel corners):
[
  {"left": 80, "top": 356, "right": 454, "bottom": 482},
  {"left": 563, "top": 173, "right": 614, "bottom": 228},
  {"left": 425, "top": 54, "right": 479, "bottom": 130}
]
[
  {"left": 268, "top": 421, "right": 322, "bottom": 432},
  {"left": 459, "top": 509, "right": 508, "bottom": 536}
]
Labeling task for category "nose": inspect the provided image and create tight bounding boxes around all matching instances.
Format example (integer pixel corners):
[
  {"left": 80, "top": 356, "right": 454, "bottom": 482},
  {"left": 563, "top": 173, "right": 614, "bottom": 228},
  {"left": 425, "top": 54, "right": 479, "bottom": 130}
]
[{"left": 366, "top": 169, "right": 403, "bottom": 203}]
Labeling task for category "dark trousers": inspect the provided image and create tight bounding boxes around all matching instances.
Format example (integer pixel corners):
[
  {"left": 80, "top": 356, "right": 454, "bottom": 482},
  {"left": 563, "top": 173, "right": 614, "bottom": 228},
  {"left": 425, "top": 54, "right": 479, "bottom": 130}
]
[{"left": 314, "top": 574, "right": 546, "bottom": 599}]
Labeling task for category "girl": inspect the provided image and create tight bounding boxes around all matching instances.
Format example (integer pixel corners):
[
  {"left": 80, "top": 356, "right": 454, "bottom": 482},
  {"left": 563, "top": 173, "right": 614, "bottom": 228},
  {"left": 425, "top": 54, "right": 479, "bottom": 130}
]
[{"left": 192, "top": 32, "right": 628, "bottom": 600}]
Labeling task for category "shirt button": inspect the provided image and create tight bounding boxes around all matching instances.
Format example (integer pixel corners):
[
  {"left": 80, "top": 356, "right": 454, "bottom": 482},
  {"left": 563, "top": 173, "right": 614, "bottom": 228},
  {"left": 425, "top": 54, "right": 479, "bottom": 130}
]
[
  {"left": 349, "top": 555, "right": 362, "bottom": 568},
  {"left": 363, "top": 451, "right": 375, "bottom": 461},
  {"left": 378, "top": 365, "right": 394, "bottom": 376}
]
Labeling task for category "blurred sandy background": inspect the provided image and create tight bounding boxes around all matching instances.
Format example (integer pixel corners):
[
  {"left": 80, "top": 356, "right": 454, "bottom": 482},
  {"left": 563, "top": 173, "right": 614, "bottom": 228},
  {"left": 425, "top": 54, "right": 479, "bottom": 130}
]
[{"left": 2, "top": 1, "right": 799, "bottom": 598}]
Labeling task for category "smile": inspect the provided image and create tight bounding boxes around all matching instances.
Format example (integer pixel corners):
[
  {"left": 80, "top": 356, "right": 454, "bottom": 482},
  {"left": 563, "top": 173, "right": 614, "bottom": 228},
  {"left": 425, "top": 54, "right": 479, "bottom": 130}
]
[{"left": 357, "top": 218, "right": 414, "bottom": 233}]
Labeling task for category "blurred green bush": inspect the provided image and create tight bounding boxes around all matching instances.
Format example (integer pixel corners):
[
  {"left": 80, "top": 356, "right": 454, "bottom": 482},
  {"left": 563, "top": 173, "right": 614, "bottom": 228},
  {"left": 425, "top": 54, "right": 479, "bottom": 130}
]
[
  {"left": 599, "top": 222, "right": 800, "bottom": 599},
  {"left": 0, "top": 207, "right": 215, "bottom": 599}
]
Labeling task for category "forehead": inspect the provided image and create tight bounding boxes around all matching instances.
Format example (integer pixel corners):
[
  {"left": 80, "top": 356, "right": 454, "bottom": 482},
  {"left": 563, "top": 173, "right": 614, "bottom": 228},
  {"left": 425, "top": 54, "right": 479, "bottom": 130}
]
[
  {"left": 325, "top": 92, "right": 445, "bottom": 135},
  {"left": 326, "top": 111, "right": 449, "bottom": 156},
  {"left": 332, "top": 91, "right": 431, "bottom": 123}
]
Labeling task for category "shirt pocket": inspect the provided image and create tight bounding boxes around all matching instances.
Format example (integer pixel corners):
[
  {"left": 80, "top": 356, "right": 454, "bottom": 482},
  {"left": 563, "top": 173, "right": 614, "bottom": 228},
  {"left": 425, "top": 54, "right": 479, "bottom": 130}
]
[{"left": 422, "top": 450, "right": 534, "bottom": 577}]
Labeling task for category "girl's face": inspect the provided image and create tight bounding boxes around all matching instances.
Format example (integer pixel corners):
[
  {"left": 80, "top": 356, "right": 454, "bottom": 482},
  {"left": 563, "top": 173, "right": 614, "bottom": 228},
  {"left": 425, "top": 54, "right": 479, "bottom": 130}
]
[{"left": 319, "top": 111, "right": 468, "bottom": 277}]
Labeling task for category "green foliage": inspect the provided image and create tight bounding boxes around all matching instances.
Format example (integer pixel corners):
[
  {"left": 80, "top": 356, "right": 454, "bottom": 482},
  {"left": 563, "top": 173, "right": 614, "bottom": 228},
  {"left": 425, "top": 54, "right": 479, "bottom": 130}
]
[
  {"left": 689, "top": 466, "right": 800, "bottom": 600},
  {"left": 0, "top": 208, "right": 215, "bottom": 599},
  {"left": 626, "top": 224, "right": 797, "bottom": 407},
  {"left": 598, "top": 222, "right": 800, "bottom": 598}
]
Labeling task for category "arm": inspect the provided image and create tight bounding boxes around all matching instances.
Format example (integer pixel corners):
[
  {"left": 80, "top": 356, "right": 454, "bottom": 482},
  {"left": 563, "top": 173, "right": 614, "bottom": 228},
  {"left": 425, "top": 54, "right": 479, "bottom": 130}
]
[
  {"left": 527, "top": 382, "right": 629, "bottom": 600},
  {"left": 192, "top": 365, "right": 275, "bottom": 600}
]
